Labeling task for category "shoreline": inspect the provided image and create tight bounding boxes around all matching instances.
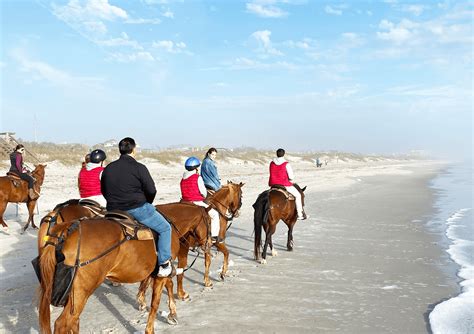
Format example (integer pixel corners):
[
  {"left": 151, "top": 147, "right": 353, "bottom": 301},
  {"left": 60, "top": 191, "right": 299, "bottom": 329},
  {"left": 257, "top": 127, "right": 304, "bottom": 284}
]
[{"left": 0, "top": 160, "right": 460, "bottom": 333}]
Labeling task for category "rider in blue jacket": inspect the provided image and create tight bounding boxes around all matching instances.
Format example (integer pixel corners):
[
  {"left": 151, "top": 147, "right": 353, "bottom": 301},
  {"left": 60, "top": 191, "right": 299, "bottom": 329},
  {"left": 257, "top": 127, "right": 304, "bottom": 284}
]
[{"left": 201, "top": 148, "right": 221, "bottom": 191}]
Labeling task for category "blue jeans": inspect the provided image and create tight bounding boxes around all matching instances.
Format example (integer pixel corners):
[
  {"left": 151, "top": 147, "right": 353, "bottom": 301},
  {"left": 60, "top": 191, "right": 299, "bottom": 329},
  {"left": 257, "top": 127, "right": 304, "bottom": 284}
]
[{"left": 127, "top": 203, "right": 171, "bottom": 265}]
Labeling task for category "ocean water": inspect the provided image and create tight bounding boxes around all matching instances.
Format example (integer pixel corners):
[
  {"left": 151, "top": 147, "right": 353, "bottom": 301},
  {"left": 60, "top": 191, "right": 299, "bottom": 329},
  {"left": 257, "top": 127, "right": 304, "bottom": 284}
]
[{"left": 429, "top": 162, "right": 474, "bottom": 334}]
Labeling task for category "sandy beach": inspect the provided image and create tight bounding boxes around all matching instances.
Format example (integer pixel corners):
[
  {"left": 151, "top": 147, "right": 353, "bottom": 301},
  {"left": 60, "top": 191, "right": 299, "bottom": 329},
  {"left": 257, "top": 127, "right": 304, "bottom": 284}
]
[{"left": 0, "top": 158, "right": 459, "bottom": 333}]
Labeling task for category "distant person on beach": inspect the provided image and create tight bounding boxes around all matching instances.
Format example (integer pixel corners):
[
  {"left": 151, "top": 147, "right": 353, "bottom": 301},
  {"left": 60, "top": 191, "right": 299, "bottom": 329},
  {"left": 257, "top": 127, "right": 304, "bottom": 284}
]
[
  {"left": 180, "top": 156, "right": 221, "bottom": 243},
  {"left": 78, "top": 149, "right": 107, "bottom": 207},
  {"left": 268, "top": 148, "right": 307, "bottom": 220},
  {"left": 101, "top": 137, "right": 173, "bottom": 277},
  {"left": 201, "top": 147, "right": 221, "bottom": 191},
  {"left": 9, "top": 144, "right": 39, "bottom": 200}
]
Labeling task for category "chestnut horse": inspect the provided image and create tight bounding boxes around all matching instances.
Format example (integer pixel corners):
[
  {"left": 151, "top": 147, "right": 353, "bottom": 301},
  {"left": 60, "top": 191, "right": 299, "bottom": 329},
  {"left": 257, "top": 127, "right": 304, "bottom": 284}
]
[
  {"left": 253, "top": 184, "right": 306, "bottom": 264},
  {"left": 37, "top": 203, "right": 211, "bottom": 333},
  {"left": 37, "top": 199, "right": 105, "bottom": 254},
  {"left": 0, "top": 164, "right": 46, "bottom": 231},
  {"left": 137, "top": 181, "right": 244, "bottom": 303}
]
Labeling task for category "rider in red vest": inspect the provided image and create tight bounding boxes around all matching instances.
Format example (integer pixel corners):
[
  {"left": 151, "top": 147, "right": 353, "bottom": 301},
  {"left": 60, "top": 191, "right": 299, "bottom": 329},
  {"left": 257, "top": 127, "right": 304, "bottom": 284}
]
[
  {"left": 268, "top": 148, "right": 307, "bottom": 220},
  {"left": 180, "top": 156, "right": 221, "bottom": 243},
  {"left": 78, "top": 149, "right": 107, "bottom": 207}
]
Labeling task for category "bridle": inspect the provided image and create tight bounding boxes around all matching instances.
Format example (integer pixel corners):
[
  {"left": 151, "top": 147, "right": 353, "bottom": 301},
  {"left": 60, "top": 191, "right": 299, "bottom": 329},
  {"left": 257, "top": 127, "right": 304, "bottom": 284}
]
[{"left": 210, "top": 184, "right": 242, "bottom": 221}]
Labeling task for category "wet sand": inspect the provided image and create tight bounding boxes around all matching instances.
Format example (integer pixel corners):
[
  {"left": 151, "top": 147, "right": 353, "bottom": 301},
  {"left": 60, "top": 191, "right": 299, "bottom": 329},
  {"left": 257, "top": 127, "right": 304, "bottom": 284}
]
[{"left": 0, "top": 160, "right": 459, "bottom": 333}]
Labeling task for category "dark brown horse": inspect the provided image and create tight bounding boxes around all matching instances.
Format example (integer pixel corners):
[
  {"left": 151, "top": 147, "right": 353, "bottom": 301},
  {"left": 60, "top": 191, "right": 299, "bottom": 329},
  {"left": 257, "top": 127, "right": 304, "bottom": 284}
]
[
  {"left": 0, "top": 164, "right": 46, "bottom": 231},
  {"left": 137, "top": 182, "right": 243, "bottom": 303},
  {"left": 37, "top": 203, "right": 210, "bottom": 333},
  {"left": 253, "top": 184, "right": 306, "bottom": 264}
]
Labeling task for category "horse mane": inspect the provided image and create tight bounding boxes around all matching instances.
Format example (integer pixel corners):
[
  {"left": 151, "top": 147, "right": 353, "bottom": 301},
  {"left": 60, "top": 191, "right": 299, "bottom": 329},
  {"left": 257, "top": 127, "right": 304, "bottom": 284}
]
[{"left": 54, "top": 199, "right": 81, "bottom": 211}]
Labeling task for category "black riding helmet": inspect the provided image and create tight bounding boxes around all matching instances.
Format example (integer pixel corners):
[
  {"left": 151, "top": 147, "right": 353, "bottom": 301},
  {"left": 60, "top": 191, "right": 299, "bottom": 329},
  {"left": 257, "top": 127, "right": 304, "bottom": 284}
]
[{"left": 90, "top": 149, "right": 106, "bottom": 163}]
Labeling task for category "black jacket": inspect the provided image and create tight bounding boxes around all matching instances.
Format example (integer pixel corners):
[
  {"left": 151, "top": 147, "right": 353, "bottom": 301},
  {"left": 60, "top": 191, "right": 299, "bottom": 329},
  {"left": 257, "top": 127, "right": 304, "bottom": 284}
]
[{"left": 101, "top": 154, "right": 156, "bottom": 211}]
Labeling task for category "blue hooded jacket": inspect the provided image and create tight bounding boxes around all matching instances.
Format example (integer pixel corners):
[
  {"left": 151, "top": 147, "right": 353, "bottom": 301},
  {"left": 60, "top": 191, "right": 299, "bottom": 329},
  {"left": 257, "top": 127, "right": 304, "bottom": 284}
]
[{"left": 201, "top": 157, "right": 221, "bottom": 190}]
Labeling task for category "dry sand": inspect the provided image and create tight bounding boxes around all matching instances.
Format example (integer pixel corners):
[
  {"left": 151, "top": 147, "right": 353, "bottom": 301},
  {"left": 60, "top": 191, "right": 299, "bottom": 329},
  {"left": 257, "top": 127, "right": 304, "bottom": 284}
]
[{"left": 0, "top": 158, "right": 458, "bottom": 333}]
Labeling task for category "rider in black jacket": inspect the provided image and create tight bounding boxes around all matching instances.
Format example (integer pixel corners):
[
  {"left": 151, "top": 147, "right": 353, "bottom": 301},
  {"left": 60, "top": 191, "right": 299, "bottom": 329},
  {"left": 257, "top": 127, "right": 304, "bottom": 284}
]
[{"left": 101, "top": 137, "right": 173, "bottom": 277}]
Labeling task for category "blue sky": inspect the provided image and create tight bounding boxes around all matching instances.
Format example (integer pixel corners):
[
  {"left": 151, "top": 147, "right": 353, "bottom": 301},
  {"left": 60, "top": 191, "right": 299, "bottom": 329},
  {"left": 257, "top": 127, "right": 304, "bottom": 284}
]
[{"left": 1, "top": 0, "right": 472, "bottom": 158}]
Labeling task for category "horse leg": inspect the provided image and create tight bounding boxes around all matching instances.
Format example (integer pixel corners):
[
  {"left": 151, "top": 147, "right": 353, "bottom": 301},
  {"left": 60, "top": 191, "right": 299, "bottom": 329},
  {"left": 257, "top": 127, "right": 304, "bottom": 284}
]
[
  {"left": 137, "top": 277, "right": 152, "bottom": 311},
  {"left": 0, "top": 201, "right": 8, "bottom": 230},
  {"left": 54, "top": 289, "right": 90, "bottom": 333},
  {"left": 214, "top": 242, "right": 229, "bottom": 280},
  {"left": 177, "top": 246, "right": 190, "bottom": 300},
  {"left": 21, "top": 200, "right": 36, "bottom": 233},
  {"left": 287, "top": 223, "right": 295, "bottom": 251},
  {"left": 28, "top": 200, "right": 39, "bottom": 229},
  {"left": 165, "top": 278, "right": 178, "bottom": 325},
  {"left": 204, "top": 248, "right": 212, "bottom": 287},
  {"left": 145, "top": 277, "right": 167, "bottom": 334},
  {"left": 261, "top": 222, "right": 276, "bottom": 264}
]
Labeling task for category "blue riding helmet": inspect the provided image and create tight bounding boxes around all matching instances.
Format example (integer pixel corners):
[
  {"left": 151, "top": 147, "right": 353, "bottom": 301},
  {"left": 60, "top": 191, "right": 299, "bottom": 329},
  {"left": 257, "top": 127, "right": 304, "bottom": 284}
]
[{"left": 185, "top": 156, "right": 201, "bottom": 171}]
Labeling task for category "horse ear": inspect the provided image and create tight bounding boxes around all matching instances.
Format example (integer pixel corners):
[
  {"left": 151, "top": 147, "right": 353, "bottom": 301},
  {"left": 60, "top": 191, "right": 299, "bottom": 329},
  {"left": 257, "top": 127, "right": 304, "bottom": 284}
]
[
  {"left": 227, "top": 180, "right": 230, "bottom": 184},
  {"left": 240, "top": 182, "right": 245, "bottom": 187},
  {"left": 302, "top": 186, "right": 307, "bottom": 192}
]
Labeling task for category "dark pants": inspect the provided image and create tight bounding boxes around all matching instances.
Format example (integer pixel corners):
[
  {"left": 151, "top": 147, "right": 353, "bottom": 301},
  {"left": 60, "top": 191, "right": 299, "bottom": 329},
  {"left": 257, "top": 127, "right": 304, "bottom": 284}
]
[{"left": 19, "top": 173, "right": 34, "bottom": 189}]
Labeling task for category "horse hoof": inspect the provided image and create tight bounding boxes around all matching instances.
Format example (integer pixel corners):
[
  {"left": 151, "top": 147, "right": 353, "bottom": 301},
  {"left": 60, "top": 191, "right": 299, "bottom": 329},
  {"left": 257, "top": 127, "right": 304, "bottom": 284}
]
[
  {"left": 138, "top": 304, "right": 148, "bottom": 312},
  {"left": 220, "top": 273, "right": 226, "bottom": 281},
  {"left": 260, "top": 259, "right": 267, "bottom": 265},
  {"left": 204, "top": 281, "right": 213, "bottom": 288},
  {"left": 32, "top": 225, "right": 39, "bottom": 230},
  {"left": 271, "top": 250, "right": 278, "bottom": 257},
  {"left": 287, "top": 247, "right": 293, "bottom": 252},
  {"left": 167, "top": 315, "right": 179, "bottom": 325},
  {"left": 178, "top": 292, "right": 190, "bottom": 301}
]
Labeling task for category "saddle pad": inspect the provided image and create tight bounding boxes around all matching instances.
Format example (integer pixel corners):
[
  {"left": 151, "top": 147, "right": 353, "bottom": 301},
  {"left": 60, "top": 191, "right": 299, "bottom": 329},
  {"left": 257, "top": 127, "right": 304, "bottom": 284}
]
[
  {"left": 104, "top": 210, "right": 154, "bottom": 241},
  {"left": 270, "top": 187, "right": 295, "bottom": 200}
]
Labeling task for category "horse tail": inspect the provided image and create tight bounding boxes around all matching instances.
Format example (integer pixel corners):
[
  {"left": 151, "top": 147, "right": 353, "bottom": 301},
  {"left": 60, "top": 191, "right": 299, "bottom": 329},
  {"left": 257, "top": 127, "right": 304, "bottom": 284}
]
[
  {"left": 253, "top": 191, "right": 269, "bottom": 260},
  {"left": 38, "top": 245, "right": 56, "bottom": 333}
]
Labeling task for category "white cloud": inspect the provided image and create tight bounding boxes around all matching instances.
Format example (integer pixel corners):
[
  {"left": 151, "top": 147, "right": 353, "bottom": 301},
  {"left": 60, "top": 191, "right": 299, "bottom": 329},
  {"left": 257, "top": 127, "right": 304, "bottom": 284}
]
[
  {"left": 106, "top": 51, "right": 155, "bottom": 63},
  {"left": 152, "top": 40, "right": 187, "bottom": 53},
  {"left": 402, "top": 5, "right": 427, "bottom": 16},
  {"left": 376, "top": 19, "right": 417, "bottom": 44},
  {"left": 126, "top": 18, "right": 161, "bottom": 24},
  {"left": 97, "top": 32, "right": 143, "bottom": 49},
  {"left": 246, "top": 2, "right": 288, "bottom": 18},
  {"left": 251, "top": 30, "right": 283, "bottom": 56},
  {"left": 162, "top": 9, "right": 174, "bottom": 18},
  {"left": 325, "top": 5, "right": 342, "bottom": 16},
  {"left": 52, "top": 0, "right": 128, "bottom": 23},
  {"left": 11, "top": 48, "right": 103, "bottom": 88}
]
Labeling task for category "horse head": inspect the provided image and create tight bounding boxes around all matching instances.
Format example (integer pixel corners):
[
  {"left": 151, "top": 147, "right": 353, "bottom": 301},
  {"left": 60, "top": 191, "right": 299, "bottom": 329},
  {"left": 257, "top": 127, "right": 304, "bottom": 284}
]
[
  {"left": 226, "top": 181, "right": 244, "bottom": 218},
  {"left": 32, "top": 164, "right": 47, "bottom": 186},
  {"left": 293, "top": 183, "right": 306, "bottom": 207}
]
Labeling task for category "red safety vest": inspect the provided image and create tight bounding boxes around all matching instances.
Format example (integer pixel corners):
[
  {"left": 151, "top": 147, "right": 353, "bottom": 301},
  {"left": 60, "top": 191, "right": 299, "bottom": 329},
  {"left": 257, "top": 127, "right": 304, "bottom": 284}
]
[
  {"left": 180, "top": 173, "right": 205, "bottom": 201},
  {"left": 268, "top": 161, "right": 293, "bottom": 186},
  {"left": 79, "top": 167, "right": 104, "bottom": 198}
]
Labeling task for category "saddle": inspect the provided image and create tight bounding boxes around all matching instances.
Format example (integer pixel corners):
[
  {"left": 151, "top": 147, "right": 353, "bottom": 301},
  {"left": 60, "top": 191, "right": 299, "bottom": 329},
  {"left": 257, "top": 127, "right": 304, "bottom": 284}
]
[
  {"left": 6, "top": 172, "right": 22, "bottom": 187},
  {"left": 270, "top": 185, "right": 295, "bottom": 200},
  {"left": 104, "top": 210, "right": 156, "bottom": 242}
]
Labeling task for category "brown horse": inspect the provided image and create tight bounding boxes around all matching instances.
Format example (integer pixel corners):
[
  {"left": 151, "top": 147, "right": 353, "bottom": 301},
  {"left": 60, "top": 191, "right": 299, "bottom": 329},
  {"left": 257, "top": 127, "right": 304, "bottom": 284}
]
[
  {"left": 37, "top": 199, "right": 105, "bottom": 254},
  {"left": 136, "top": 182, "right": 243, "bottom": 304},
  {"left": 0, "top": 164, "right": 46, "bottom": 231},
  {"left": 37, "top": 203, "right": 210, "bottom": 333},
  {"left": 253, "top": 184, "right": 306, "bottom": 264},
  {"left": 137, "top": 202, "right": 215, "bottom": 306},
  {"left": 178, "top": 181, "right": 243, "bottom": 300}
]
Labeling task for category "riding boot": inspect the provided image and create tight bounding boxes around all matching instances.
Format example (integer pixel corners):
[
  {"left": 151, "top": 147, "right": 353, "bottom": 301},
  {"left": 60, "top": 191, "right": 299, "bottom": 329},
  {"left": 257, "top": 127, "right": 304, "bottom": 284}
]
[{"left": 28, "top": 188, "right": 39, "bottom": 200}]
